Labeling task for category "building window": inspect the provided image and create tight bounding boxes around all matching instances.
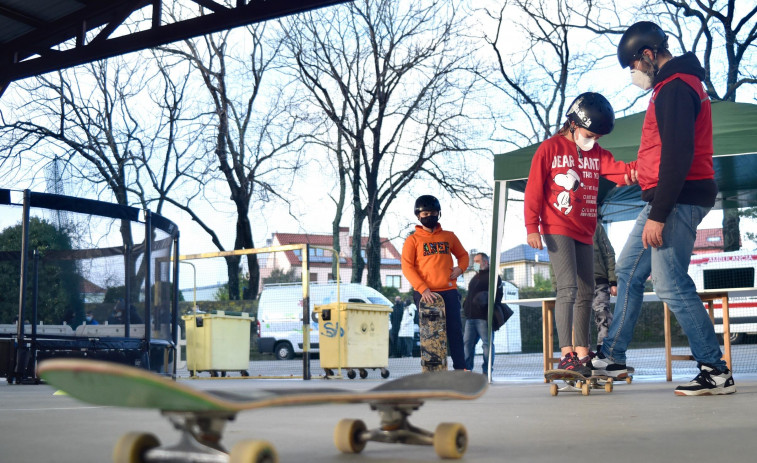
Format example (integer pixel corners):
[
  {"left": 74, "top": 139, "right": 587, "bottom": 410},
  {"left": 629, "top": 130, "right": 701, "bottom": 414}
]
[
  {"left": 310, "top": 272, "right": 318, "bottom": 283},
  {"left": 503, "top": 267, "right": 514, "bottom": 282},
  {"left": 386, "top": 275, "right": 401, "bottom": 288}
]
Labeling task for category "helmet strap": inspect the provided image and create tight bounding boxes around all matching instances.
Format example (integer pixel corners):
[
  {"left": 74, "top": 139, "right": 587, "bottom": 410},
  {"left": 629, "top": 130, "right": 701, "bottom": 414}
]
[{"left": 641, "top": 52, "right": 659, "bottom": 75}]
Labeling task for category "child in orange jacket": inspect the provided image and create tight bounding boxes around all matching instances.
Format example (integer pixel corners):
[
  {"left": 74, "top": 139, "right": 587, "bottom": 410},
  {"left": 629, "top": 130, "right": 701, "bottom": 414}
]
[{"left": 402, "top": 195, "right": 469, "bottom": 370}]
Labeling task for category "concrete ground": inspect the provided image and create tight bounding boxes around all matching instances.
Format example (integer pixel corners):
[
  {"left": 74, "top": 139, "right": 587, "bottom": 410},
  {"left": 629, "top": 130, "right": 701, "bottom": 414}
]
[{"left": 1, "top": 373, "right": 756, "bottom": 463}]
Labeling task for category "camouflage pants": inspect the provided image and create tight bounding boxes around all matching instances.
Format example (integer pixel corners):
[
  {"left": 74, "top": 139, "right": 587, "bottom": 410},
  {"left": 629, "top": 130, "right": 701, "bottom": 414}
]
[{"left": 592, "top": 283, "right": 613, "bottom": 347}]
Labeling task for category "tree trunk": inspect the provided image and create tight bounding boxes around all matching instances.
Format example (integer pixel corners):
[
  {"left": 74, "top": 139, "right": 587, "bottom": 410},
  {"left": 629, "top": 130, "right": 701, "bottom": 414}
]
[
  {"left": 722, "top": 208, "right": 741, "bottom": 252},
  {"left": 351, "top": 213, "right": 365, "bottom": 283},
  {"left": 365, "top": 213, "right": 383, "bottom": 290}
]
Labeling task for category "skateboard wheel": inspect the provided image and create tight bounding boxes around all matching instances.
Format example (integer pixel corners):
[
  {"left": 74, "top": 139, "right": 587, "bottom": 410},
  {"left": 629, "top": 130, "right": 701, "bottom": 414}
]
[
  {"left": 605, "top": 381, "right": 613, "bottom": 393},
  {"left": 433, "top": 422, "right": 467, "bottom": 459},
  {"left": 359, "top": 369, "right": 368, "bottom": 379},
  {"left": 625, "top": 377, "right": 633, "bottom": 384},
  {"left": 229, "top": 439, "right": 278, "bottom": 463},
  {"left": 334, "top": 419, "right": 367, "bottom": 454},
  {"left": 380, "top": 368, "right": 390, "bottom": 379},
  {"left": 581, "top": 383, "right": 590, "bottom": 396},
  {"left": 549, "top": 384, "right": 558, "bottom": 396},
  {"left": 347, "top": 369, "right": 357, "bottom": 380},
  {"left": 113, "top": 432, "right": 160, "bottom": 463}
]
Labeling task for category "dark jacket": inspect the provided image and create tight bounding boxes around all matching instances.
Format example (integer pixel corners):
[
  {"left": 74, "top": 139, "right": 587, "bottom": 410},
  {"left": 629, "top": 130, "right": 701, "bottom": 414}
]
[
  {"left": 463, "top": 270, "right": 503, "bottom": 320},
  {"left": 390, "top": 301, "right": 404, "bottom": 336},
  {"left": 593, "top": 224, "right": 617, "bottom": 286}
]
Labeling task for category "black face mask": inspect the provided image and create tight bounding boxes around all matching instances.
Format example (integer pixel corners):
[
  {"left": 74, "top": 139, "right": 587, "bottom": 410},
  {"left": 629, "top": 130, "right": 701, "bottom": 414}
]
[{"left": 420, "top": 215, "right": 439, "bottom": 229}]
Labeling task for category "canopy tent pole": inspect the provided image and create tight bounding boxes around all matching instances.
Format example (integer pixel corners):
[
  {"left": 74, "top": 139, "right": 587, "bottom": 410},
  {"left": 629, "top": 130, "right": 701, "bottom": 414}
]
[{"left": 487, "top": 180, "right": 510, "bottom": 383}]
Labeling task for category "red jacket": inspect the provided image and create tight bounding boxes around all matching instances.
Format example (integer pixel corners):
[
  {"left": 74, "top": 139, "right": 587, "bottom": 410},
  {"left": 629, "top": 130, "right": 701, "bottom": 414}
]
[
  {"left": 637, "top": 72, "right": 714, "bottom": 191},
  {"left": 524, "top": 135, "right": 634, "bottom": 245}
]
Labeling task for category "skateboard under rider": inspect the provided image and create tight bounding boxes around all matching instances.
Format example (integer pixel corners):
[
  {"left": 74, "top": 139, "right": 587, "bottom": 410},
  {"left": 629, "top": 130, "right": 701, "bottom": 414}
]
[{"left": 544, "top": 368, "right": 632, "bottom": 396}]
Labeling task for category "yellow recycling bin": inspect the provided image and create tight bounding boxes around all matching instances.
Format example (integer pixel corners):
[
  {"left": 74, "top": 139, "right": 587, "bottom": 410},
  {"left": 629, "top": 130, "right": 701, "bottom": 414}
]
[
  {"left": 182, "top": 311, "right": 251, "bottom": 377},
  {"left": 313, "top": 302, "right": 392, "bottom": 379}
]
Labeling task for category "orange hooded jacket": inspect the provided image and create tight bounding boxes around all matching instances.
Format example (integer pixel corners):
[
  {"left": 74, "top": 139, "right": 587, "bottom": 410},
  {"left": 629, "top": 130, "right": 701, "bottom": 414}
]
[{"left": 401, "top": 224, "right": 469, "bottom": 294}]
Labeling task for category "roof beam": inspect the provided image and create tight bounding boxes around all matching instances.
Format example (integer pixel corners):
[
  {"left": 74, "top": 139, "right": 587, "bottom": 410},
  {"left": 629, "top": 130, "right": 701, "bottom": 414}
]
[{"left": 0, "top": 0, "right": 350, "bottom": 92}]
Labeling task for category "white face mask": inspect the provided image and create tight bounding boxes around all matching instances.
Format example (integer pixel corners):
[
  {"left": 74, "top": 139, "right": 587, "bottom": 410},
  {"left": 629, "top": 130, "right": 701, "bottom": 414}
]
[
  {"left": 631, "top": 69, "right": 654, "bottom": 91},
  {"left": 574, "top": 130, "right": 596, "bottom": 152}
]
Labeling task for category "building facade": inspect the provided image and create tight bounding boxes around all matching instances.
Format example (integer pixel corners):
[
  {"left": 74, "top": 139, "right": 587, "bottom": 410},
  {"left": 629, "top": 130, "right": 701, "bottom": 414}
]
[{"left": 260, "top": 227, "right": 410, "bottom": 291}]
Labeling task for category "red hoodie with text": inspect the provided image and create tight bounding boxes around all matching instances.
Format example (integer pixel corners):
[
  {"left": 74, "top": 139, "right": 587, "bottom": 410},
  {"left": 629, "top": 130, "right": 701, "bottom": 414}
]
[{"left": 524, "top": 134, "right": 635, "bottom": 245}]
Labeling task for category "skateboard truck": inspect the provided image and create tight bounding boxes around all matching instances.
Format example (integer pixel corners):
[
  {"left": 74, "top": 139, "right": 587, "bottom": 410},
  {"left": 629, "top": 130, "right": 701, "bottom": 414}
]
[
  {"left": 117, "top": 411, "right": 277, "bottom": 463},
  {"left": 334, "top": 400, "right": 468, "bottom": 459}
]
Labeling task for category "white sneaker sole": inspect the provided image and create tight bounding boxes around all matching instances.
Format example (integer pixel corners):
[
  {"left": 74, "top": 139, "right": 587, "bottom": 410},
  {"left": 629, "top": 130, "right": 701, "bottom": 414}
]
[
  {"left": 593, "top": 368, "right": 628, "bottom": 379},
  {"left": 674, "top": 385, "right": 737, "bottom": 396}
]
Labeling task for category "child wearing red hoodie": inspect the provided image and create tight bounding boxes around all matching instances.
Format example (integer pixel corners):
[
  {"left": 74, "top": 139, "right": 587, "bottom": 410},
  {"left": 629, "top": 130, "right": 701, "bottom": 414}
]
[
  {"left": 402, "top": 195, "right": 469, "bottom": 370},
  {"left": 525, "top": 92, "right": 636, "bottom": 376}
]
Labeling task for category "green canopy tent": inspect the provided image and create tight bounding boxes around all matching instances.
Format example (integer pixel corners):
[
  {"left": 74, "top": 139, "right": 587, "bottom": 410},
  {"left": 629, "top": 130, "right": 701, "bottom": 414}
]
[{"left": 482, "top": 101, "right": 757, "bottom": 381}]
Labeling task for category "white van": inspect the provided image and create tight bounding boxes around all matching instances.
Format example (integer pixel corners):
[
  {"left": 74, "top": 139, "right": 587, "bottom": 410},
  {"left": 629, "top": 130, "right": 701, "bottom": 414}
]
[
  {"left": 688, "top": 250, "right": 757, "bottom": 343},
  {"left": 256, "top": 282, "right": 393, "bottom": 359}
]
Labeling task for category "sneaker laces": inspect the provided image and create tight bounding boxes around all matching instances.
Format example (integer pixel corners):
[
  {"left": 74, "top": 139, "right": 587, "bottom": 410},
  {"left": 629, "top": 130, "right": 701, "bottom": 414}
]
[{"left": 691, "top": 369, "right": 716, "bottom": 387}]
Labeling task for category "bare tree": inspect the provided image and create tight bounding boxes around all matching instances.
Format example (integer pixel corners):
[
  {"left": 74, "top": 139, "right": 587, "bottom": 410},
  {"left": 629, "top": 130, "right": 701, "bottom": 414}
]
[
  {"left": 161, "top": 9, "right": 313, "bottom": 299},
  {"left": 480, "top": 0, "right": 628, "bottom": 149},
  {"left": 281, "top": 0, "right": 490, "bottom": 289},
  {"left": 0, "top": 53, "right": 203, "bottom": 301}
]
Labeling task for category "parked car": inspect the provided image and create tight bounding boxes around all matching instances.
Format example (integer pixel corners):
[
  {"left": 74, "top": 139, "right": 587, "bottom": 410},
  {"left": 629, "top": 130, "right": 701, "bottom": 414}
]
[{"left": 256, "top": 282, "right": 393, "bottom": 359}]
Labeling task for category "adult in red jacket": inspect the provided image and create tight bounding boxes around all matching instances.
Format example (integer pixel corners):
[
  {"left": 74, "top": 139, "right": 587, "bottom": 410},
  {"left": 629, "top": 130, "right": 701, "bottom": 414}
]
[
  {"left": 591, "top": 21, "right": 735, "bottom": 396},
  {"left": 524, "top": 92, "right": 635, "bottom": 377}
]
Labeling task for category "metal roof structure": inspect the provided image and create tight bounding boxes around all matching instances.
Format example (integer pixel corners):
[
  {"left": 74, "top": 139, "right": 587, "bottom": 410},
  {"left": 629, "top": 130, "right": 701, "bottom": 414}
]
[{"left": 0, "top": 0, "right": 350, "bottom": 96}]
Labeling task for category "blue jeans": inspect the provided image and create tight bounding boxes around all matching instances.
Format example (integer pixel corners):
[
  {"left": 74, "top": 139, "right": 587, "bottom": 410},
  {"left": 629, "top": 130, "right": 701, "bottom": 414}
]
[
  {"left": 463, "top": 319, "right": 494, "bottom": 374},
  {"left": 414, "top": 289, "right": 466, "bottom": 370},
  {"left": 601, "top": 203, "right": 726, "bottom": 370}
]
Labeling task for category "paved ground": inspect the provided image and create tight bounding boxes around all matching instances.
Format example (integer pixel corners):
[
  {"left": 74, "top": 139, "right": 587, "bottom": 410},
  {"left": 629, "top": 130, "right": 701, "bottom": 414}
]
[{"left": 2, "top": 371, "right": 756, "bottom": 463}]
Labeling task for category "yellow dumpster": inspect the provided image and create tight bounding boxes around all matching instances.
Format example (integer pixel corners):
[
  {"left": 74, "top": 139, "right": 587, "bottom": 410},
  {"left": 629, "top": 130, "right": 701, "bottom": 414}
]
[
  {"left": 313, "top": 302, "right": 392, "bottom": 379},
  {"left": 182, "top": 311, "right": 251, "bottom": 377}
]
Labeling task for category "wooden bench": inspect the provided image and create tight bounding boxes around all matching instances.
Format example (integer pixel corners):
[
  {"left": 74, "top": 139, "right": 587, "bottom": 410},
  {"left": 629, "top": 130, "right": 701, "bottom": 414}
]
[{"left": 509, "top": 288, "right": 756, "bottom": 381}]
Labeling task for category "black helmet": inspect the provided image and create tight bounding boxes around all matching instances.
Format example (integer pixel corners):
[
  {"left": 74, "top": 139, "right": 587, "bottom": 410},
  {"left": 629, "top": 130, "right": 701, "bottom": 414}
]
[
  {"left": 566, "top": 92, "right": 615, "bottom": 136},
  {"left": 414, "top": 195, "right": 441, "bottom": 215},
  {"left": 617, "top": 21, "right": 668, "bottom": 68}
]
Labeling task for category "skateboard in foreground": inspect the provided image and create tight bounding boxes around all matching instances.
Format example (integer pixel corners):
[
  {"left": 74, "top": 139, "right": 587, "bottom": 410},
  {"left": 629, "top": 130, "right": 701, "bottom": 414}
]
[
  {"left": 38, "top": 359, "right": 487, "bottom": 462},
  {"left": 419, "top": 293, "right": 447, "bottom": 372},
  {"left": 544, "top": 369, "right": 631, "bottom": 396}
]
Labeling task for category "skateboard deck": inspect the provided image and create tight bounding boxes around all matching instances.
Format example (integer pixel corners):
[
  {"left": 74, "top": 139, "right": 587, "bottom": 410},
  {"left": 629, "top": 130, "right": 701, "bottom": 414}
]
[
  {"left": 419, "top": 293, "right": 447, "bottom": 372},
  {"left": 38, "top": 359, "right": 487, "bottom": 461},
  {"left": 544, "top": 369, "right": 620, "bottom": 396}
]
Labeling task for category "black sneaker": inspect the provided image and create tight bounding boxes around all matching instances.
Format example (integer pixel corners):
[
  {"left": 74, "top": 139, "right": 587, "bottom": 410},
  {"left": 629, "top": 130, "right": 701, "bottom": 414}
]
[
  {"left": 674, "top": 365, "right": 736, "bottom": 396},
  {"left": 558, "top": 352, "right": 592, "bottom": 377},
  {"left": 578, "top": 355, "right": 594, "bottom": 375},
  {"left": 591, "top": 351, "right": 628, "bottom": 378}
]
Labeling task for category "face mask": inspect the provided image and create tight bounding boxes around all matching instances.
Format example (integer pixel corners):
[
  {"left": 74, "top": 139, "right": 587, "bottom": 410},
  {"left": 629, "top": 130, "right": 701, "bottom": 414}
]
[
  {"left": 631, "top": 69, "right": 654, "bottom": 91},
  {"left": 574, "top": 130, "right": 596, "bottom": 152},
  {"left": 473, "top": 263, "right": 481, "bottom": 272},
  {"left": 420, "top": 215, "right": 439, "bottom": 229},
  {"left": 86, "top": 316, "right": 93, "bottom": 322}
]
